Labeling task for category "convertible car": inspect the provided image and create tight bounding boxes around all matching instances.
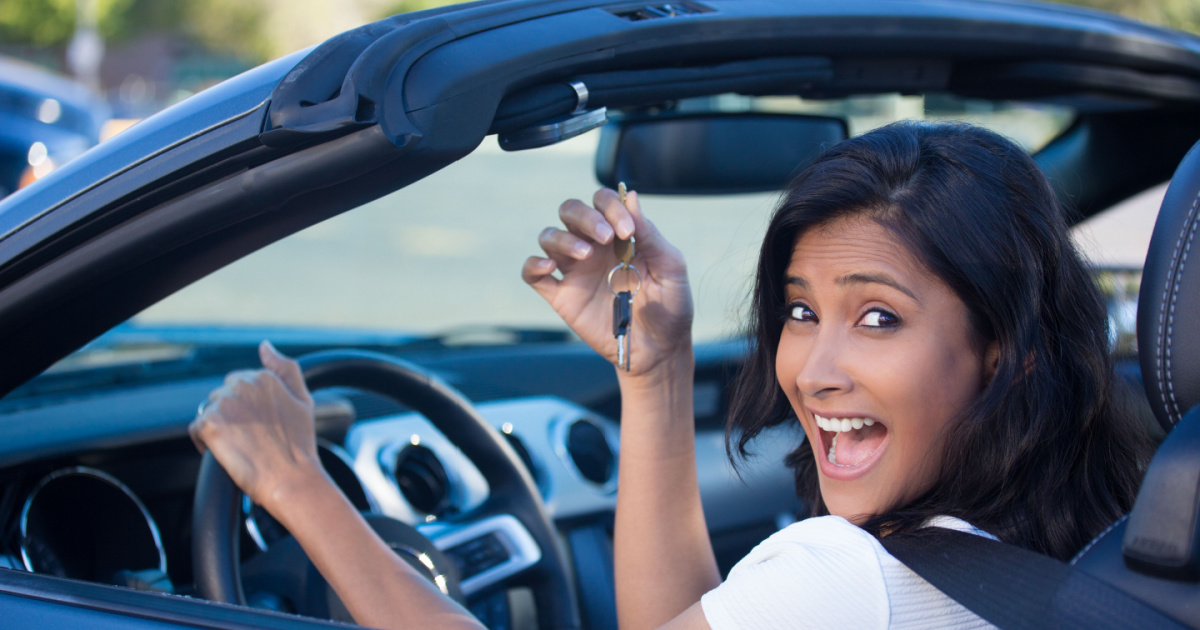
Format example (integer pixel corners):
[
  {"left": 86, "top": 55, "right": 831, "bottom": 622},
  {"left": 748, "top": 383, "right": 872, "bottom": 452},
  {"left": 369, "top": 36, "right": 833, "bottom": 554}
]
[{"left": 0, "top": 0, "right": 1199, "bottom": 628}]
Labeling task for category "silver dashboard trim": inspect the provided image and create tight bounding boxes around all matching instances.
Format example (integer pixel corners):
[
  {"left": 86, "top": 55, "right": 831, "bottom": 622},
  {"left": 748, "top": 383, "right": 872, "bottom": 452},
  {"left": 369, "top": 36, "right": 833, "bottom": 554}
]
[
  {"left": 387, "top": 542, "right": 452, "bottom": 595},
  {"left": 424, "top": 514, "right": 541, "bottom": 597},
  {"left": 377, "top": 438, "right": 468, "bottom": 517}
]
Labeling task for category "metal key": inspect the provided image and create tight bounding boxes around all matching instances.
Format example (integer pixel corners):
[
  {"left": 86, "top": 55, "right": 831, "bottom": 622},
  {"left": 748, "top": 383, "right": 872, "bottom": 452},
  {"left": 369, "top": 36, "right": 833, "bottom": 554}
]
[
  {"left": 608, "top": 262, "right": 641, "bottom": 372},
  {"left": 615, "top": 183, "right": 636, "bottom": 265},
  {"left": 613, "top": 290, "right": 633, "bottom": 371},
  {"left": 608, "top": 182, "right": 641, "bottom": 372}
]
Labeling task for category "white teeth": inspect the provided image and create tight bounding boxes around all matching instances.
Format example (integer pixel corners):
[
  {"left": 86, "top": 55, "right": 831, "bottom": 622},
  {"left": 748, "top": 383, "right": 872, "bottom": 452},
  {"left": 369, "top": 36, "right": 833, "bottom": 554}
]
[
  {"left": 814, "top": 414, "right": 878, "bottom": 433},
  {"left": 827, "top": 433, "right": 852, "bottom": 467}
]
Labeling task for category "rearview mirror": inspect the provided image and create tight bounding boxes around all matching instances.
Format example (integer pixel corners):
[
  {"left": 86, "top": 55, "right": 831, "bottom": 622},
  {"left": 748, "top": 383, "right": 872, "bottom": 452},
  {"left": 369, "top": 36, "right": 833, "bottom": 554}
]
[{"left": 595, "top": 113, "right": 847, "bottom": 195}]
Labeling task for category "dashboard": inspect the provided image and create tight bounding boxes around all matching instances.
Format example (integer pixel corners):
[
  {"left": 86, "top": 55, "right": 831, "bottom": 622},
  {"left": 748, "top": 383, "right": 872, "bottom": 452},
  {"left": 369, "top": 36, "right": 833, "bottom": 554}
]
[{"left": 0, "top": 342, "right": 802, "bottom": 629}]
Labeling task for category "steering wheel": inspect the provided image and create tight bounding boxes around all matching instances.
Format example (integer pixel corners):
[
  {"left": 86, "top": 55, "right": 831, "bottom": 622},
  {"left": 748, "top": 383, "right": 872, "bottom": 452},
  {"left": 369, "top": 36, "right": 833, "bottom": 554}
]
[{"left": 192, "top": 349, "right": 580, "bottom": 629}]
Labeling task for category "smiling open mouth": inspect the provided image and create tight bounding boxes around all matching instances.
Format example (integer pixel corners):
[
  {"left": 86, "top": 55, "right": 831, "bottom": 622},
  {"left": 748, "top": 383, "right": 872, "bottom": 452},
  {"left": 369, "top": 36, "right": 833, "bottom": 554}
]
[{"left": 815, "top": 414, "right": 888, "bottom": 468}]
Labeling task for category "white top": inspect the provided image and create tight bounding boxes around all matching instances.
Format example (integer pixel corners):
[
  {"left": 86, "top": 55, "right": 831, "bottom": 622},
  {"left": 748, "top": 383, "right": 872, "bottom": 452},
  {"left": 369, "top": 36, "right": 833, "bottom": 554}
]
[{"left": 700, "top": 515, "right": 997, "bottom": 629}]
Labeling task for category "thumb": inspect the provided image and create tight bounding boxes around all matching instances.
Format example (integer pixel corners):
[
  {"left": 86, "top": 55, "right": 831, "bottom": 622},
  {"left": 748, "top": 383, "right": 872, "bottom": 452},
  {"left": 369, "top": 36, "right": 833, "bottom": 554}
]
[
  {"left": 259, "top": 340, "right": 314, "bottom": 405},
  {"left": 624, "top": 190, "right": 665, "bottom": 254},
  {"left": 624, "top": 190, "right": 683, "bottom": 273}
]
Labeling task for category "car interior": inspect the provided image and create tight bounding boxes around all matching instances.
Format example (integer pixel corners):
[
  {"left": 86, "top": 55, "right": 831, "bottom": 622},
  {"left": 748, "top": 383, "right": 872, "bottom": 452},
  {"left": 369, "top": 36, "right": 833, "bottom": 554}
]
[{"left": 0, "top": 0, "right": 1199, "bottom": 628}]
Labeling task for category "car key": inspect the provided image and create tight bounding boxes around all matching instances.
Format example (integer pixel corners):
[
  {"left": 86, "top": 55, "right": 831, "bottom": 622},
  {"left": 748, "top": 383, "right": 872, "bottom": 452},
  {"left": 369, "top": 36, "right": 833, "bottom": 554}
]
[
  {"left": 615, "top": 183, "right": 636, "bottom": 265},
  {"left": 613, "top": 290, "right": 633, "bottom": 370},
  {"left": 608, "top": 182, "right": 642, "bottom": 372}
]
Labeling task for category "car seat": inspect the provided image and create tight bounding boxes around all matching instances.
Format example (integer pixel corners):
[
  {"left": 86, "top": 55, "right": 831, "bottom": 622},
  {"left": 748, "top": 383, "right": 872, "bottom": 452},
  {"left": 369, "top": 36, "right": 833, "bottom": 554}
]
[{"left": 1070, "top": 137, "right": 1200, "bottom": 628}]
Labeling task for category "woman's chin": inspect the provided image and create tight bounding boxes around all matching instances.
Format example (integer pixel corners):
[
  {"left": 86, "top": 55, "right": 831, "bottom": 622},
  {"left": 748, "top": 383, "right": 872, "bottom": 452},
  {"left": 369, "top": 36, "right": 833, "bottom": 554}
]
[{"left": 818, "top": 484, "right": 879, "bottom": 524}]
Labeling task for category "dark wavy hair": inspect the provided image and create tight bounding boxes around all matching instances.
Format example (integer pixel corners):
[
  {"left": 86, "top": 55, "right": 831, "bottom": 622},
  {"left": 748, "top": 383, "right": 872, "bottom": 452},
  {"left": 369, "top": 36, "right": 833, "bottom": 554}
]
[{"left": 727, "top": 121, "right": 1153, "bottom": 561}]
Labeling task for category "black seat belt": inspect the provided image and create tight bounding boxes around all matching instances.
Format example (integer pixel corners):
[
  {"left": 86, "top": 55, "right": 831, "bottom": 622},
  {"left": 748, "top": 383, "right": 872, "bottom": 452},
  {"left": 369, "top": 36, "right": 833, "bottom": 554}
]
[{"left": 880, "top": 528, "right": 1187, "bottom": 630}]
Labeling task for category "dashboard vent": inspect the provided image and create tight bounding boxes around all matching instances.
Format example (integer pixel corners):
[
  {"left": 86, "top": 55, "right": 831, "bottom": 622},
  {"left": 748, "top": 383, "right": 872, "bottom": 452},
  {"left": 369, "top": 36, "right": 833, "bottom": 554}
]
[
  {"left": 393, "top": 445, "right": 451, "bottom": 515},
  {"left": 565, "top": 419, "right": 615, "bottom": 485},
  {"left": 610, "top": 2, "right": 710, "bottom": 21}
]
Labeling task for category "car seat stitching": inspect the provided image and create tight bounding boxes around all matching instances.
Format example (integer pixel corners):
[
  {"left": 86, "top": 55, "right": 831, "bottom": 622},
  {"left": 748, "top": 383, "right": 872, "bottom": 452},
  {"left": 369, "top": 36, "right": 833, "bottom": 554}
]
[
  {"left": 1159, "top": 188, "right": 1200, "bottom": 425},
  {"left": 1165, "top": 190, "right": 1200, "bottom": 424},
  {"left": 1070, "top": 513, "right": 1129, "bottom": 565}
]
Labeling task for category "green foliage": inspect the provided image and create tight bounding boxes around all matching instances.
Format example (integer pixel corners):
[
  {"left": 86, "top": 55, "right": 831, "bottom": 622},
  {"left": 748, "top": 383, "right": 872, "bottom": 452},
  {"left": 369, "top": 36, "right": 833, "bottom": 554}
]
[
  {"left": 376, "top": 0, "right": 465, "bottom": 19},
  {"left": 183, "top": 0, "right": 270, "bottom": 63},
  {"left": 0, "top": 0, "right": 267, "bottom": 62},
  {"left": 0, "top": 0, "right": 132, "bottom": 46},
  {"left": 1053, "top": 0, "right": 1200, "bottom": 34}
]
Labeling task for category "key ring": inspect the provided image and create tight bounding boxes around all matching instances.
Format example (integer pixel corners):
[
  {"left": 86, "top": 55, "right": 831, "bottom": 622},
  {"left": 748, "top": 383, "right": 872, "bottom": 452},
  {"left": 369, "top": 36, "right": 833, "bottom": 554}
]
[{"left": 607, "top": 263, "right": 642, "bottom": 298}]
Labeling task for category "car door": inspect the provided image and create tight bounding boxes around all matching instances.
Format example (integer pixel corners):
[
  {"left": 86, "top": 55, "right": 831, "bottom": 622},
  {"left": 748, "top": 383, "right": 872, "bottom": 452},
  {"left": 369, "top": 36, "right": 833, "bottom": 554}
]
[{"left": 1, "top": 1, "right": 1199, "bottom": 627}]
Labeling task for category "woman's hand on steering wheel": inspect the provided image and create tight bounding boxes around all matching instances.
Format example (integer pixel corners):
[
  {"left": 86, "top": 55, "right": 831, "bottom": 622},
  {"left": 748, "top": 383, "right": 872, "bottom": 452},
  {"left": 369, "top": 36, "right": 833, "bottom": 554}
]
[
  {"left": 189, "top": 341, "right": 325, "bottom": 512},
  {"left": 522, "top": 187, "right": 694, "bottom": 377}
]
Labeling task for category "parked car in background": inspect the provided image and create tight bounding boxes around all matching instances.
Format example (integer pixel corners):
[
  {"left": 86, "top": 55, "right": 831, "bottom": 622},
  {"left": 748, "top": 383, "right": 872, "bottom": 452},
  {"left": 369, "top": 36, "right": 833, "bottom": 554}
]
[
  {"left": 0, "top": 56, "right": 109, "bottom": 198},
  {"left": 0, "top": 0, "right": 1197, "bottom": 628}
]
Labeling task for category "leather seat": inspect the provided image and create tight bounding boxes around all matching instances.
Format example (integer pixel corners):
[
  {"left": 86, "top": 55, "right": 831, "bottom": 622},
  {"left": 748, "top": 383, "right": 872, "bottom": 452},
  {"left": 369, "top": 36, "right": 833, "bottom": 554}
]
[{"left": 1072, "top": 139, "right": 1200, "bottom": 628}]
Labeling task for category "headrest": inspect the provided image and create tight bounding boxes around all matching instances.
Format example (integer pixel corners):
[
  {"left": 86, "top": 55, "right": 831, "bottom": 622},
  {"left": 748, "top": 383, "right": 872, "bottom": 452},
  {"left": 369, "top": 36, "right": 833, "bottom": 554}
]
[{"left": 1138, "top": 139, "right": 1200, "bottom": 433}]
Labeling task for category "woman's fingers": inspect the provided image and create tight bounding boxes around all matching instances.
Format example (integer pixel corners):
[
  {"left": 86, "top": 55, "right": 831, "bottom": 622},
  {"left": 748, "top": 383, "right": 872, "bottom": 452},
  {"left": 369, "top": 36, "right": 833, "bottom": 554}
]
[
  {"left": 592, "top": 188, "right": 637, "bottom": 240},
  {"left": 521, "top": 256, "right": 560, "bottom": 302},
  {"left": 538, "top": 226, "right": 594, "bottom": 262},
  {"left": 598, "top": 188, "right": 670, "bottom": 257},
  {"left": 188, "top": 407, "right": 214, "bottom": 453},
  {"left": 559, "top": 198, "right": 616, "bottom": 244},
  {"left": 223, "top": 369, "right": 258, "bottom": 389}
]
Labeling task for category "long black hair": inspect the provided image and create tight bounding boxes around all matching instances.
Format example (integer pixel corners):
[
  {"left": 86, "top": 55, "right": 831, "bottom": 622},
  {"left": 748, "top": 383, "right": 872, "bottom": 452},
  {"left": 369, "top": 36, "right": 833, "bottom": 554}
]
[{"left": 727, "top": 121, "right": 1153, "bottom": 560}]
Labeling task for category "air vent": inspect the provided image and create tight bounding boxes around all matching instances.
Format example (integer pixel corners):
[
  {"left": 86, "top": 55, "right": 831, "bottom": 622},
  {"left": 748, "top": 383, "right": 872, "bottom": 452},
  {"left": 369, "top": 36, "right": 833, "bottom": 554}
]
[
  {"left": 393, "top": 445, "right": 451, "bottom": 515},
  {"left": 564, "top": 419, "right": 616, "bottom": 486},
  {"left": 610, "top": 2, "right": 710, "bottom": 21}
]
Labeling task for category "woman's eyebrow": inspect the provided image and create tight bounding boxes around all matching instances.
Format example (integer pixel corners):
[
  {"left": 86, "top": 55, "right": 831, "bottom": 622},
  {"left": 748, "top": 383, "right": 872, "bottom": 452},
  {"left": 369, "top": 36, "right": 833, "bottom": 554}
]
[{"left": 836, "top": 272, "right": 919, "bottom": 301}]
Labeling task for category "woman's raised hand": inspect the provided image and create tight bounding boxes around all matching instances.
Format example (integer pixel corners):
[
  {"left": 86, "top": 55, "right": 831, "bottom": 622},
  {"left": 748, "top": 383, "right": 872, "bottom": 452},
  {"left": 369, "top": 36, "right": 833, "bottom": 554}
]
[
  {"left": 189, "top": 341, "right": 326, "bottom": 511},
  {"left": 522, "top": 188, "right": 693, "bottom": 376}
]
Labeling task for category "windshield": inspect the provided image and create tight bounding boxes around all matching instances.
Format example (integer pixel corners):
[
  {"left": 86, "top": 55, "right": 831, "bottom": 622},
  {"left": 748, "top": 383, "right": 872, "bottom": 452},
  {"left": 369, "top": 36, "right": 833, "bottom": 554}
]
[{"left": 88, "top": 93, "right": 1076, "bottom": 360}]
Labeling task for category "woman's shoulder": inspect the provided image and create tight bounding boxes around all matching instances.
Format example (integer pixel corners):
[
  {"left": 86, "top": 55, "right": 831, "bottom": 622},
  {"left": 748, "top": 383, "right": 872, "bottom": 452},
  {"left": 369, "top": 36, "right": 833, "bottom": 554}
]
[
  {"left": 701, "top": 516, "right": 892, "bottom": 629},
  {"left": 700, "top": 515, "right": 997, "bottom": 629},
  {"left": 748, "top": 514, "right": 888, "bottom": 560}
]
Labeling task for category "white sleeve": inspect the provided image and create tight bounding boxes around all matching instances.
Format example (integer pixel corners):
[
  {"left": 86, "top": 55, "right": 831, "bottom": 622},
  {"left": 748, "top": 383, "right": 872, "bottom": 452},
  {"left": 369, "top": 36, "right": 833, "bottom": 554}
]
[{"left": 699, "top": 516, "right": 890, "bottom": 630}]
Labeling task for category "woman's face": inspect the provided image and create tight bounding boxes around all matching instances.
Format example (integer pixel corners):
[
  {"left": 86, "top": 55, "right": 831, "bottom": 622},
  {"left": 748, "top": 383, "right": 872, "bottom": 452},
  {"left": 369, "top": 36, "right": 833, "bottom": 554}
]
[{"left": 775, "top": 216, "right": 993, "bottom": 523}]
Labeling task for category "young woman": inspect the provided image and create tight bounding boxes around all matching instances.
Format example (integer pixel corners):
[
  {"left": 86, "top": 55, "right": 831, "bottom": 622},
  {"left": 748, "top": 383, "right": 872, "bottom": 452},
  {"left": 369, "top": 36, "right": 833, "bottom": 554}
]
[{"left": 191, "top": 121, "right": 1151, "bottom": 629}]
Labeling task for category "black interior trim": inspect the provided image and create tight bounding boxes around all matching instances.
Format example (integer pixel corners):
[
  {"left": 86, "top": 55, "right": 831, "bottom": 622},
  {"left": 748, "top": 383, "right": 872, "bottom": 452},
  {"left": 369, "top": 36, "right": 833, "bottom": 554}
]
[{"left": 0, "top": 567, "right": 353, "bottom": 629}]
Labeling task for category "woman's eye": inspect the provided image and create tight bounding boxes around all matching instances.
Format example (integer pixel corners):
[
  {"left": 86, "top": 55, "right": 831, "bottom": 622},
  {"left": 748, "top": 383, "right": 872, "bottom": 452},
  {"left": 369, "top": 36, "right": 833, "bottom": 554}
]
[
  {"left": 789, "top": 304, "right": 817, "bottom": 322},
  {"left": 859, "top": 308, "right": 900, "bottom": 328}
]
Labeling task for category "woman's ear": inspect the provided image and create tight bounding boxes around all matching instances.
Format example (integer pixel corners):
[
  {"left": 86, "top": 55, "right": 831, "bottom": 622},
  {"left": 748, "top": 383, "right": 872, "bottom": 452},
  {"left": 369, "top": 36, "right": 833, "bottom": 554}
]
[{"left": 984, "top": 341, "right": 1000, "bottom": 383}]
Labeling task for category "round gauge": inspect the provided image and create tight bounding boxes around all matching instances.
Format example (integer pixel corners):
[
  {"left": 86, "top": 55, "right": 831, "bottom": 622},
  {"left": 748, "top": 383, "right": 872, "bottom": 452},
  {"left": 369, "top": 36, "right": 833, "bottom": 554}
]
[{"left": 20, "top": 467, "right": 166, "bottom": 584}]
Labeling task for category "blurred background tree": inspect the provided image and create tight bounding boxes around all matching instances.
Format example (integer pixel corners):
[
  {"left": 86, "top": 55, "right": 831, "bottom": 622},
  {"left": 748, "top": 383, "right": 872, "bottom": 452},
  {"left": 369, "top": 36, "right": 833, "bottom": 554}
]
[{"left": 1056, "top": 0, "right": 1200, "bottom": 34}]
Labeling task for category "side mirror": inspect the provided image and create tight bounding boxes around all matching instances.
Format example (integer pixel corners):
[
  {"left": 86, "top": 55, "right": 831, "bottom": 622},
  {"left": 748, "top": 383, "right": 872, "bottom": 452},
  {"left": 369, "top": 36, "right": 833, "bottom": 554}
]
[{"left": 595, "top": 113, "right": 847, "bottom": 195}]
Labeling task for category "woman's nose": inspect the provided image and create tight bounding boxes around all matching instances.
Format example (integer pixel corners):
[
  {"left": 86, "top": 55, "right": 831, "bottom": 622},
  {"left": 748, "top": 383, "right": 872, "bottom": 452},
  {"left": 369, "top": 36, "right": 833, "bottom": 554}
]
[{"left": 795, "top": 331, "right": 854, "bottom": 398}]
